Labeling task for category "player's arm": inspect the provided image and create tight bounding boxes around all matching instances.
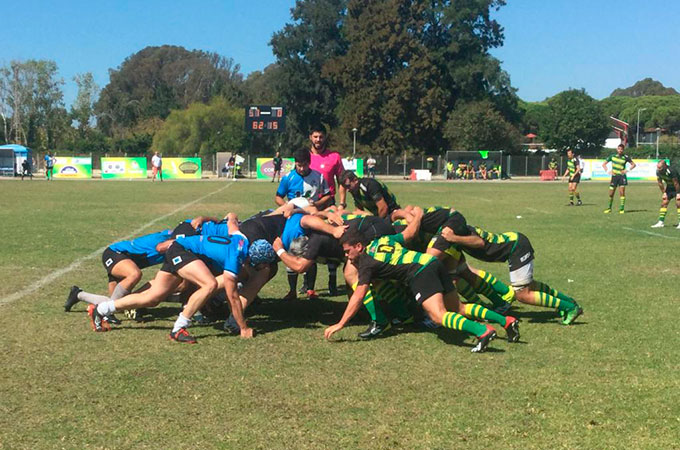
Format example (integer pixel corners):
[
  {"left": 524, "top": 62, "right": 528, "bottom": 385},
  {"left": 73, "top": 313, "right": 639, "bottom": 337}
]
[
  {"left": 657, "top": 178, "right": 666, "bottom": 193},
  {"left": 673, "top": 177, "right": 680, "bottom": 193},
  {"left": 391, "top": 207, "right": 415, "bottom": 222},
  {"left": 374, "top": 197, "right": 389, "bottom": 218},
  {"left": 440, "top": 227, "right": 485, "bottom": 248},
  {"left": 190, "top": 216, "right": 220, "bottom": 229},
  {"left": 602, "top": 159, "right": 610, "bottom": 173},
  {"left": 324, "top": 283, "right": 370, "bottom": 340},
  {"left": 225, "top": 213, "right": 240, "bottom": 234},
  {"left": 224, "top": 271, "right": 253, "bottom": 338},
  {"left": 628, "top": 158, "right": 636, "bottom": 172},
  {"left": 399, "top": 206, "right": 424, "bottom": 243},
  {"left": 275, "top": 177, "right": 288, "bottom": 206},
  {"left": 272, "top": 238, "right": 315, "bottom": 273},
  {"left": 300, "top": 214, "right": 346, "bottom": 239},
  {"left": 314, "top": 192, "right": 333, "bottom": 210},
  {"left": 156, "top": 240, "right": 174, "bottom": 253}
]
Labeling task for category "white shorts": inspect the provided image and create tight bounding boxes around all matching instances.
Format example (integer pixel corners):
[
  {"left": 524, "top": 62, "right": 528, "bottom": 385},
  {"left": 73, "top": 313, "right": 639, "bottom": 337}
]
[{"left": 509, "top": 261, "right": 534, "bottom": 288}]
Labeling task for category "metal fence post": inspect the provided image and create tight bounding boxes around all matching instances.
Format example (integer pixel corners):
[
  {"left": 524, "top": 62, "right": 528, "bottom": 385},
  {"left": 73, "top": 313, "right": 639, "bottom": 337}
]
[{"left": 386, "top": 155, "right": 389, "bottom": 176}]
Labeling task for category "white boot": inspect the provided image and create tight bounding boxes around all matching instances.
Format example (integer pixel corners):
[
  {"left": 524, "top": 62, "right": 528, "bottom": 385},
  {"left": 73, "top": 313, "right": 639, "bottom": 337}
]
[{"left": 651, "top": 221, "right": 665, "bottom": 228}]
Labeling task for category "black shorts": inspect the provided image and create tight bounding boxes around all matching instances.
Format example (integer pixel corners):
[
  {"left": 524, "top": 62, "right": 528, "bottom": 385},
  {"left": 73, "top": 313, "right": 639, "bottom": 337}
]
[
  {"left": 665, "top": 188, "right": 677, "bottom": 198},
  {"left": 568, "top": 174, "right": 581, "bottom": 184},
  {"left": 101, "top": 247, "right": 150, "bottom": 282},
  {"left": 160, "top": 243, "right": 222, "bottom": 276},
  {"left": 171, "top": 221, "right": 199, "bottom": 239},
  {"left": 508, "top": 233, "right": 535, "bottom": 272},
  {"left": 408, "top": 260, "right": 455, "bottom": 304},
  {"left": 610, "top": 174, "right": 628, "bottom": 187}
]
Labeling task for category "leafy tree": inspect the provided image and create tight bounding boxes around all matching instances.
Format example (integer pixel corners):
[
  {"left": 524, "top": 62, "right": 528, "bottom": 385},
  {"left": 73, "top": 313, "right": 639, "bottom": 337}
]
[
  {"left": 444, "top": 100, "right": 521, "bottom": 152},
  {"left": 0, "top": 59, "right": 68, "bottom": 151},
  {"left": 71, "top": 72, "right": 99, "bottom": 134},
  {"left": 541, "top": 89, "right": 609, "bottom": 152},
  {"left": 270, "top": 0, "right": 348, "bottom": 148},
  {"left": 96, "top": 45, "right": 244, "bottom": 136},
  {"left": 152, "top": 97, "right": 247, "bottom": 156},
  {"left": 611, "top": 78, "right": 678, "bottom": 97},
  {"left": 518, "top": 100, "right": 549, "bottom": 136}
]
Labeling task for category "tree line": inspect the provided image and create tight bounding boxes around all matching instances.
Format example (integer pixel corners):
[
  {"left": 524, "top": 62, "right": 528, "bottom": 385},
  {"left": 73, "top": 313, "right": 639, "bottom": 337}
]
[{"left": 1, "top": 0, "right": 679, "bottom": 158}]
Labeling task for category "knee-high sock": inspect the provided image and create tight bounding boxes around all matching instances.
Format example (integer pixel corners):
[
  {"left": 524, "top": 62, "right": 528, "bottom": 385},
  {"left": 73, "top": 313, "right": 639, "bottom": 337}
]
[
  {"left": 456, "top": 278, "right": 481, "bottom": 303},
  {"left": 569, "top": 192, "right": 574, "bottom": 203},
  {"left": 620, "top": 196, "right": 626, "bottom": 211},
  {"left": 110, "top": 284, "right": 130, "bottom": 301},
  {"left": 534, "top": 281, "right": 575, "bottom": 304},
  {"left": 303, "top": 263, "right": 317, "bottom": 291},
  {"left": 441, "top": 311, "right": 486, "bottom": 337},
  {"left": 473, "top": 269, "right": 515, "bottom": 305},
  {"left": 532, "top": 290, "right": 576, "bottom": 312},
  {"left": 463, "top": 303, "right": 508, "bottom": 327},
  {"left": 327, "top": 262, "right": 338, "bottom": 290},
  {"left": 659, "top": 207, "right": 667, "bottom": 222},
  {"left": 287, "top": 269, "right": 298, "bottom": 292},
  {"left": 354, "top": 282, "right": 387, "bottom": 325},
  {"left": 607, "top": 193, "right": 614, "bottom": 209},
  {"left": 77, "top": 291, "right": 110, "bottom": 305},
  {"left": 373, "top": 281, "right": 411, "bottom": 319},
  {"left": 575, "top": 190, "right": 580, "bottom": 200}
]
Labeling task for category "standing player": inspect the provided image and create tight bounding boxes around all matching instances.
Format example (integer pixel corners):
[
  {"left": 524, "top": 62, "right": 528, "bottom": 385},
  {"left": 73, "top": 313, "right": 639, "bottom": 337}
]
[
  {"left": 44, "top": 152, "right": 54, "bottom": 181},
  {"left": 563, "top": 149, "right": 583, "bottom": 206},
  {"left": 276, "top": 149, "right": 332, "bottom": 209},
  {"left": 272, "top": 151, "right": 283, "bottom": 183},
  {"left": 651, "top": 160, "right": 680, "bottom": 228},
  {"left": 602, "top": 144, "right": 636, "bottom": 214}
]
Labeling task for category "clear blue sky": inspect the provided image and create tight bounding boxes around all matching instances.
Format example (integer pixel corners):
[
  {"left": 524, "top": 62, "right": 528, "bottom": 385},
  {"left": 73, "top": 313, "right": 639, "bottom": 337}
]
[{"left": 1, "top": 0, "right": 678, "bottom": 107}]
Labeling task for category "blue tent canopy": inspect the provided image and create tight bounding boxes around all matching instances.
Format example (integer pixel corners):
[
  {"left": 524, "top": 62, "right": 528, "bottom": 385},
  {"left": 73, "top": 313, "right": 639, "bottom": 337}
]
[
  {"left": 0, "top": 144, "right": 33, "bottom": 176},
  {"left": 0, "top": 144, "right": 31, "bottom": 156}
]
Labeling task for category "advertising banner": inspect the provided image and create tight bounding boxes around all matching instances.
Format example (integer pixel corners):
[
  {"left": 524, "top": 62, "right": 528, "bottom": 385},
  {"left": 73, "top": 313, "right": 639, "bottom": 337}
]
[
  {"left": 101, "top": 157, "right": 147, "bottom": 179},
  {"left": 53, "top": 156, "right": 92, "bottom": 179},
  {"left": 581, "top": 159, "right": 660, "bottom": 181},
  {"left": 256, "top": 157, "right": 294, "bottom": 180},
  {"left": 341, "top": 158, "right": 364, "bottom": 177},
  {"left": 162, "top": 158, "right": 202, "bottom": 179}
]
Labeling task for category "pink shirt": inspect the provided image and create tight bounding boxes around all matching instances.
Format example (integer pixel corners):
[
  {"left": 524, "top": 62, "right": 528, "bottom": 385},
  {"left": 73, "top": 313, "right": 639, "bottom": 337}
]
[{"left": 310, "top": 148, "right": 344, "bottom": 197}]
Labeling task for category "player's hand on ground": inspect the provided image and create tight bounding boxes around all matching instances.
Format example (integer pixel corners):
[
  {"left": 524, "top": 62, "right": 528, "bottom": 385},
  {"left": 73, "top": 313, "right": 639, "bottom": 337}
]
[
  {"left": 273, "top": 237, "right": 284, "bottom": 253},
  {"left": 324, "top": 323, "right": 343, "bottom": 340},
  {"left": 240, "top": 327, "right": 254, "bottom": 339}
]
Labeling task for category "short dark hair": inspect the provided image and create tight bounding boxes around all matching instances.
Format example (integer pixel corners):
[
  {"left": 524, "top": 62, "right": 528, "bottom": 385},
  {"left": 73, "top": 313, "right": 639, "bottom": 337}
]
[
  {"left": 340, "top": 229, "right": 368, "bottom": 246},
  {"left": 309, "top": 123, "right": 327, "bottom": 135},
  {"left": 340, "top": 170, "right": 358, "bottom": 185},
  {"left": 617, "top": 144, "right": 625, "bottom": 149},
  {"left": 294, "top": 148, "right": 311, "bottom": 164}
]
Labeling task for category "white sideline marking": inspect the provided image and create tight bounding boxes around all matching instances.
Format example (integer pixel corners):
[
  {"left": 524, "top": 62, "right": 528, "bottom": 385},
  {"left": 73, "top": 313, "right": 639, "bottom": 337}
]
[
  {"left": 526, "top": 207, "right": 551, "bottom": 215},
  {"left": 622, "top": 226, "right": 680, "bottom": 240},
  {"left": 0, "top": 182, "right": 234, "bottom": 307}
]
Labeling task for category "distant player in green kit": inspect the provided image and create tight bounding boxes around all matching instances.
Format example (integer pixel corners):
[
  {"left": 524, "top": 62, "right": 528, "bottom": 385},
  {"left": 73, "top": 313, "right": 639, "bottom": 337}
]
[
  {"left": 562, "top": 149, "right": 582, "bottom": 206},
  {"left": 651, "top": 160, "right": 680, "bottom": 229},
  {"left": 602, "top": 144, "right": 636, "bottom": 214}
]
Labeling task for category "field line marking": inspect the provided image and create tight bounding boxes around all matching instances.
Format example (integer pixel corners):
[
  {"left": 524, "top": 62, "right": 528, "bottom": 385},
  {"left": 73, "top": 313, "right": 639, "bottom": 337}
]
[
  {"left": 0, "top": 182, "right": 234, "bottom": 307},
  {"left": 622, "top": 226, "right": 680, "bottom": 240},
  {"left": 526, "top": 207, "right": 551, "bottom": 215}
]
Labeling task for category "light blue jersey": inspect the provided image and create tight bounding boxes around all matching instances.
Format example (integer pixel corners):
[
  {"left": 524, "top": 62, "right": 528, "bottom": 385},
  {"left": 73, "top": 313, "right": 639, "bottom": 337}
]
[
  {"left": 109, "top": 229, "right": 173, "bottom": 265},
  {"left": 276, "top": 168, "right": 329, "bottom": 202},
  {"left": 175, "top": 233, "right": 249, "bottom": 277}
]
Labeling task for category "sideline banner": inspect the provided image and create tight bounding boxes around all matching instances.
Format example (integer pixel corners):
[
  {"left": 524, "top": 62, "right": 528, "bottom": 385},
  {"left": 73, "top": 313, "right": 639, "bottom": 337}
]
[
  {"left": 162, "top": 158, "right": 202, "bottom": 179},
  {"left": 581, "top": 159, "right": 660, "bottom": 181},
  {"left": 342, "top": 158, "right": 364, "bottom": 177},
  {"left": 53, "top": 156, "right": 92, "bottom": 179},
  {"left": 256, "top": 157, "right": 294, "bottom": 180},
  {"left": 101, "top": 157, "right": 147, "bottom": 179}
]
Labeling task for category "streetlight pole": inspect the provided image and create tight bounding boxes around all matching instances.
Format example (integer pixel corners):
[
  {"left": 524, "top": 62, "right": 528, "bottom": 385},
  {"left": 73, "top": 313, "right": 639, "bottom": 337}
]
[
  {"left": 352, "top": 128, "right": 357, "bottom": 159},
  {"left": 636, "top": 108, "right": 647, "bottom": 148}
]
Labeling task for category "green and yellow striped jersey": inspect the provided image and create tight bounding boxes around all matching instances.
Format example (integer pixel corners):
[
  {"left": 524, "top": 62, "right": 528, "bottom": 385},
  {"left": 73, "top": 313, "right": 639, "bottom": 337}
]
[
  {"left": 606, "top": 153, "right": 633, "bottom": 175},
  {"left": 567, "top": 157, "right": 580, "bottom": 176},
  {"left": 462, "top": 227, "right": 520, "bottom": 263},
  {"left": 356, "top": 234, "right": 435, "bottom": 285}
]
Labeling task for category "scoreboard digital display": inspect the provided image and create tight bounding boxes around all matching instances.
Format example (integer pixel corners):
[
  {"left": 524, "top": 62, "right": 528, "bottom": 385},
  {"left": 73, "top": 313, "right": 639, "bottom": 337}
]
[{"left": 245, "top": 106, "right": 285, "bottom": 132}]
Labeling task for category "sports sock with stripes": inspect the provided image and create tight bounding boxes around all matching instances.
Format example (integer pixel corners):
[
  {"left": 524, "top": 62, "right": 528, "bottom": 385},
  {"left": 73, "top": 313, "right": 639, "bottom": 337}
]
[
  {"left": 456, "top": 278, "right": 481, "bottom": 303},
  {"left": 441, "top": 311, "right": 487, "bottom": 337},
  {"left": 463, "top": 303, "right": 507, "bottom": 327},
  {"left": 659, "top": 207, "right": 667, "bottom": 222},
  {"left": 534, "top": 281, "right": 575, "bottom": 303},
  {"left": 620, "top": 196, "right": 625, "bottom": 211}
]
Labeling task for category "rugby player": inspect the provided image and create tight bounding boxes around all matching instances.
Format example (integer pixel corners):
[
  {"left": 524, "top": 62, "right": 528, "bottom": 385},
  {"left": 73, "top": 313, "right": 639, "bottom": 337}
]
[
  {"left": 439, "top": 222, "right": 583, "bottom": 325},
  {"left": 87, "top": 213, "right": 276, "bottom": 342},
  {"left": 602, "top": 144, "right": 636, "bottom": 214},
  {"left": 64, "top": 229, "right": 174, "bottom": 324},
  {"left": 651, "top": 160, "right": 680, "bottom": 229},
  {"left": 326, "top": 208, "right": 498, "bottom": 353},
  {"left": 562, "top": 149, "right": 583, "bottom": 206},
  {"left": 340, "top": 171, "right": 401, "bottom": 220}
]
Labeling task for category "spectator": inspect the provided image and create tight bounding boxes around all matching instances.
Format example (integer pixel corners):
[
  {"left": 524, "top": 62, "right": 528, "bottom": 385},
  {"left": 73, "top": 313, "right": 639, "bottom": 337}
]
[
  {"left": 446, "top": 161, "right": 454, "bottom": 180},
  {"left": 366, "top": 155, "right": 376, "bottom": 178},
  {"left": 21, "top": 159, "right": 32, "bottom": 180},
  {"left": 151, "top": 152, "right": 163, "bottom": 182}
]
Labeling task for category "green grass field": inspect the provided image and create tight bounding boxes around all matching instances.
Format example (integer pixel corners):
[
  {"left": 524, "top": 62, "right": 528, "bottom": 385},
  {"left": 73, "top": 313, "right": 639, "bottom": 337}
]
[{"left": 1, "top": 178, "right": 678, "bottom": 449}]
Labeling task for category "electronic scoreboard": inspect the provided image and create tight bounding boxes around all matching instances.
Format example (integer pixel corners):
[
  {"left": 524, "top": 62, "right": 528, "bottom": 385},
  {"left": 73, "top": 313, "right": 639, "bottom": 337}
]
[{"left": 245, "top": 106, "right": 285, "bottom": 132}]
